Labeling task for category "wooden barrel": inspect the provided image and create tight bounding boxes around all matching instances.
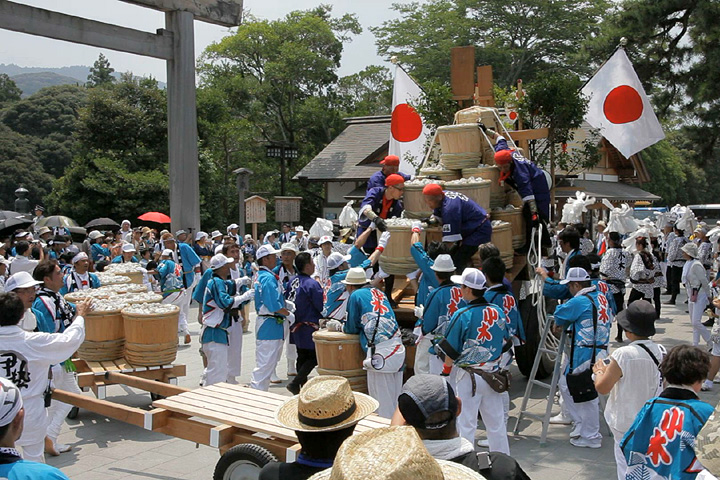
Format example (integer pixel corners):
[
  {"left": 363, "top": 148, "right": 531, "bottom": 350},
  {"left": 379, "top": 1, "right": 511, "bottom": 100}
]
[
  {"left": 418, "top": 167, "right": 461, "bottom": 182},
  {"left": 462, "top": 166, "right": 504, "bottom": 208},
  {"left": 121, "top": 306, "right": 179, "bottom": 366},
  {"left": 490, "top": 221, "right": 514, "bottom": 269},
  {"left": 313, "top": 330, "right": 367, "bottom": 393},
  {"left": 454, "top": 105, "right": 500, "bottom": 129},
  {"left": 437, "top": 125, "right": 482, "bottom": 169},
  {"left": 491, "top": 208, "right": 525, "bottom": 249},
  {"left": 77, "top": 309, "right": 125, "bottom": 362},
  {"left": 425, "top": 226, "right": 443, "bottom": 245},
  {"left": 64, "top": 290, "right": 110, "bottom": 303},
  {"left": 403, "top": 184, "right": 434, "bottom": 219},
  {"left": 444, "top": 179, "right": 492, "bottom": 211},
  {"left": 116, "top": 293, "right": 163, "bottom": 305},
  {"left": 378, "top": 224, "right": 424, "bottom": 275}
]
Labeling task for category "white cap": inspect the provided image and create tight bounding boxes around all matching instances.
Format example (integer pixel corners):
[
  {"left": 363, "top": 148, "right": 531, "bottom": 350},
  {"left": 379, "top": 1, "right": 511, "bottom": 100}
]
[
  {"left": 88, "top": 230, "right": 104, "bottom": 240},
  {"left": 72, "top": 252, "right": 88, "bottom": 264},
  {"left": 244, "top": 234, "right": 252, "bottom": 241},
  {"left": 14, "top": 231, "right": 28, "bottom": 238},
  {"left": 256, "top": 244, "right": 278, "bottom": 260},
  {"left": 121, "top": 219, "right": 131, "bottom": 226},
  {"left": 161, "top": 249, "right": 174, "bottom": 257},
  {"left": 0, "top": 257, "right": 9, "bottom": 267},
  {"left": 210, "top": 254, "right": 234, "bottom": 270},
  {"left": 451, "top": 268, "right": 486, "bottom": 289},
  {"left": 211, "top": 230, "right": 222, "bottom": 239},
  {"left": 195, "top": 231, "right": 208, "bottom": 241},
  {"left": 5, "top": 271, "right": 42, "bottom": 291},
  {"left": 0, "top": 377, "right": 23, "bottom": 427},
  {"left": 227, "top": 223, "right": 239, "bottom": 231},
  {"left": 319, "top": 235, "right": 333, "bottom": 245},
  {"left": 280, "top": 242, "right": 299, "bottom": 254},
  {"left": 430, "top": 254, "right": 456, "bottom": 273},
  {"left": 295, "top": 226, "right": 304, "bottom": 232},
  {"left": 341, "top": 267, "right": 370, "bottom": 285},
  {"left": 327, "top": 252, "right": 351, "bottom": 270},
  {"left": 560, "top": 267, "right": 591, "bottom": 285},
  {"left": 214, "top": 245, "right": 224, "bottom": 255},
  {"left": 122, "top": 243, "right": 137, "bottom": 253}
]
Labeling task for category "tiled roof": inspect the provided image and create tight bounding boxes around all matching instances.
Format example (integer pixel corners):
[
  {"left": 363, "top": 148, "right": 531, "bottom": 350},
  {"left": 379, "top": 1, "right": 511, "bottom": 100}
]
[
  {"left": 555, "top": 179, "right": 660, "bottom": 202},
  {"left": 294, "top": 116, "right": 390, "bottom": 182}
]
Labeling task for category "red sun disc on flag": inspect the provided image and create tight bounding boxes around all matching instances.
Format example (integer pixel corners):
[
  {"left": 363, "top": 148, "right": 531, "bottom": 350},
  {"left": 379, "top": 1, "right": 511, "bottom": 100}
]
[
  {"left": 508, "top": 111, "right": 518, "bottom": 121},
  {"left": 603, "top": 85, "right": 644, "bottom": 124},
  {"left": 391, "top": 103, "right": 423, "bottom": 142}
]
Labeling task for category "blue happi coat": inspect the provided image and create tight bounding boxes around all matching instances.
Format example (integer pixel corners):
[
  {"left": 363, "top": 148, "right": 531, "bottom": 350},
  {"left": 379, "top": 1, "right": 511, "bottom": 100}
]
[
  {"left": 201, "top": 275, "right": 238, "bottom": 345},
  {"left": 178, "top": 243, "right": 202, "bottom": 288},
  {"left": 343, "top": 286, "right": 401, "bottom": 353},
  {"left": 254, "top": 267, "right": 286, "bottom": 341},
  {"left": 366, "top": 170, "right": 411, "bottom": 192},
  {"left": 357, "top": 187, "right": 403, "bottom": 250},
  {"left": 285, "top": 273, "right": 323, "bottom": 350},
  {"left": 434, "top": 191, "right": 491, "bottom": 247},
  {"left": 60, "top": 270, "right": 101, "bottom": 295},
  {"left": 322, "top": 247, "right": 371, "bottom": 320},
  {"left": 90, "top": 243, "right": 109, "bottom": 262},
  {"left": 495, "top": 135, "right": 551, "bottom": 219},
  {"left": 621, "top": 388, "right": 713, "bottom": 480},
  {"left": 437, "top": 300, "right": 509, "bottom": 370},
  {"left": 410, "top": 242, "right": 440, "bottom": 307},
  {"left": 543, "top": 277, "right": 617, "bottom": 316},
  {"left": 484, "top": 285, "right": 525, "bottom": 345},
  {"left": 423, "top": 282, "right": 466, "bottom": 355},
  {"left": 553, "top": 286, "right": 611, "bottom": 373}
]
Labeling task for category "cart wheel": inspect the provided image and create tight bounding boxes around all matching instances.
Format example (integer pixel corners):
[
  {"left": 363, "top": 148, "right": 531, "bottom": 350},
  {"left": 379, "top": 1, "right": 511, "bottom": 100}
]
[
  {"left": 150, "top": 392, "right": 165, "bottom": 401},
  {"left": 213, "top": 443, "right": 278, "bottom": 480},
  {"left": 67, "top": 407, "right": 79, "bottom": 420}
]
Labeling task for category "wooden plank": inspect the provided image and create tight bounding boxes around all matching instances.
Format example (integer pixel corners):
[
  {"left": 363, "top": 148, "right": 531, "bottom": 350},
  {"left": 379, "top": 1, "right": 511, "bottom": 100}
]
[
  {"left": 87, "top": 362, "right": 106, "bottom": 374},
  {"left": 210, "top": 425, "right": 237, "bottom": 449},
  {"left": 197, "top": 385, "right": 284, "bottom": 413},
  {"left": 120, "top": 0, "right": 243, "bottom": 27},
  {"left": 180, "top": 390, "right": 286, "bottom": 426},
  {"left": 156, "top": 415, "right": 215, "bottom": 446},
  {"left": 507, "top": 128, "right": 550, "bottom": 142},
  {"left": 476, "top": 66, "right": 495, "bottom": 107},
  {"left": 223, "top": 432, "right": 294, "bottom": 461},
  {"left": 451, "top": 46, "right": 476, "bottom": 98},
  {"left": 144, "top": 408, "right": 173, "bottom": 430},
  {"left": 0, "top": 1, "right": 174, "bottom": 60},
  {"left": 105, "top": 371, "right": 190, "bottom": 397},
  {"left": 72, "top": 358, "right": 91, "bottom": 374},
  {"left": 52, "top": 389, "right": 145, "bottom": 427},
  {"left": 153, "top": 396, "right": 297, "bottom": 441}
]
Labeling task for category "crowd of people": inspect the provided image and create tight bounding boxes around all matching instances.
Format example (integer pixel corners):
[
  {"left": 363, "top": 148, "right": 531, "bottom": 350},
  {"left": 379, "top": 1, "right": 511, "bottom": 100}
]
[{"left": 0, "top": 124, "right": 719, "bottom": 479}]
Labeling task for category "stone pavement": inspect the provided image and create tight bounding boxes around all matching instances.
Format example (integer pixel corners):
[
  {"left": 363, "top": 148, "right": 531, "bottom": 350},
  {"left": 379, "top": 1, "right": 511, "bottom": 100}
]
[{"left": 46, "top": 291, "right": 720, "bottom": 480}]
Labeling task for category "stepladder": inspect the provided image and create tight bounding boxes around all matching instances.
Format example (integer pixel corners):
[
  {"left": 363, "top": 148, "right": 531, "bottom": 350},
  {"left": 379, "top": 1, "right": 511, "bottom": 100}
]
[{"left": 513, "top": 312, "right": 568, "bottom": 446}]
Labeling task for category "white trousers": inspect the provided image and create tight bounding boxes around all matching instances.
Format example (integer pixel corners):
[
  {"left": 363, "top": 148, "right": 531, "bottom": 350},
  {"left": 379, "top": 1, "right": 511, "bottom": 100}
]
[
  {"left": 455, "top": 370, "right": 509, "bottom": 454},
  {"left": 16, "top": 395, "right": 47, "bottom": 463},
  {"left": 414, "top": 337, "right": 432, "bottom": 375},
  {"left": 47, "top": 365, "right": 82, "bottom": 440},
  {"left": 227, "top": 317, "right": 244, "bottom": 378},
  {"left": 610, "top": 426, "right": 628, "bottom": 480},
  {"left": 429, "top": 355, "right": 457, "bottom": 391},
  {"left": 203, "top": 341, "right": 229, "bottom": 387},
  {"left": 162, "top": 289, "right": 191, "bottom": 335},
  {"left": 279, "top": 319, "right": 297, "bottom": 375},
  {"left": 558, "top": 372, "right": 601, "bottom": 442},
  {"left": 688, "top": 289, "right": 711, "bottom": 346},
  {"left": 367, "top": 370, "right": 403, "bottom": 419},
  {"left": 250, "top": 339, "right": 284, "bottom": 391}
]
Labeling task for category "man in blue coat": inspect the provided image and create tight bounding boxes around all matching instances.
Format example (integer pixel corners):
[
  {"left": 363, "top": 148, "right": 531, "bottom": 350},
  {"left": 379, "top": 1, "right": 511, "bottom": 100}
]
[
  {"left": 553, "top": 267, "right": 611, "bottom": 449},
  {"left": 161, "top": 234, "right": 202, "bottom": 344},
  {"left": 366, "top": 155, "right": 411, "bottom": 192},
  {"left": 357, "top": 174, "right": 405, "bottom": 249},
  {"left": 422, "top": 183, "right": 491, "bottom": 272},
  {"left": 60, "top": 252, "right": 100, "bottom": 295}
]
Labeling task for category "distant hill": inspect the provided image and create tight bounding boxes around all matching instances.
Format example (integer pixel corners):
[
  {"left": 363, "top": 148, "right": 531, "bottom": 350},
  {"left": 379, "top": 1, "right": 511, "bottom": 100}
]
[
  {"left": 11, "top": 72, "right": 83, "bottom": 97},
  {"left": 0, "top": 64, "right": 166, "bottom": 97}
]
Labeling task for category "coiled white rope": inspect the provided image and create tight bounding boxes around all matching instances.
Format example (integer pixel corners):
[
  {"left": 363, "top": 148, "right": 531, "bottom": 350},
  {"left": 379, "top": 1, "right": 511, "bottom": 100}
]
[{"left": 527, "top": 225, "right": 560, "bottom": 357}]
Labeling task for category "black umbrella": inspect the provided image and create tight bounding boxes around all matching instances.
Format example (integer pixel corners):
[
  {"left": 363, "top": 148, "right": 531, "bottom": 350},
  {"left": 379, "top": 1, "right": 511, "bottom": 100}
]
[
  {"left": 85, "top": 217, "right": 120, "bottom": 232},
  {"left": 0, "top": 216, "right": 33, "bottom": 237}
]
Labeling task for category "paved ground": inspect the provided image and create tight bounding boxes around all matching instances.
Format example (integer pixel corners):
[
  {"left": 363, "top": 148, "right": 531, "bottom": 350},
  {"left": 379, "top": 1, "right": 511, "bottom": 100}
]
[{"left": 46, "top": 290, "right": 720, "bottom": 480}]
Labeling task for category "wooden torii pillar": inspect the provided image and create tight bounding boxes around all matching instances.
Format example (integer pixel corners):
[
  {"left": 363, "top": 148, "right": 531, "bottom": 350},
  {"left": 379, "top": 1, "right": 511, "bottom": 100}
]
[{"left": 0, "top": 0, "right": 243, "bottom": 235}]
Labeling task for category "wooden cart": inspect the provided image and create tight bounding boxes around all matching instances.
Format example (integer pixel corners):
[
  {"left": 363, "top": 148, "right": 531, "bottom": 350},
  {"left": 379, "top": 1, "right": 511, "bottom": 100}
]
[{"left": 54, "top": 373, "right": 389, "bottom": 479}]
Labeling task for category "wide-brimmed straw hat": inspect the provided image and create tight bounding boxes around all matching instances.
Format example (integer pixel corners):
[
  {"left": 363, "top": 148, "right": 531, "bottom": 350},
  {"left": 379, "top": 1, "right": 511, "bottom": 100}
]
[
  {"left": 681, "top": 242, "right": 698, "bottom": 258},
  {"left": 275, "top": 376, "right": 378, "bottom": 433},
  {"left": 341, "top": 267, "right": 369, "bottom": 285},
  {"left": 697, "top": 402, "right": 720, "bottom": 476},
  {"left": 308, "top": 426, "right": 483, "bottom": 480}
]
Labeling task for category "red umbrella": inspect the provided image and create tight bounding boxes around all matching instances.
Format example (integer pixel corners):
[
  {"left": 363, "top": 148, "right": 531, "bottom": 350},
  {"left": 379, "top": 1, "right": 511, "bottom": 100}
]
[{"left": 138, "top": 212, "right": 171, "bottom": 224}]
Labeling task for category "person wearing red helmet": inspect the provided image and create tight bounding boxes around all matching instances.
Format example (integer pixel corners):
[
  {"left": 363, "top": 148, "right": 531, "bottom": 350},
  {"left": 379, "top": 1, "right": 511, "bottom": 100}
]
[
  {"left": 422, "top": 183, "right": 491, "bottom": 273},
  {"left": 366, "top": 155, "right": 412, "bottom": 192}
]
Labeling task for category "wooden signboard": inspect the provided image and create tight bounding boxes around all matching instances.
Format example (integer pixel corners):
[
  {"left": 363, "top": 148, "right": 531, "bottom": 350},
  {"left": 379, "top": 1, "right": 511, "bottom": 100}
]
[
  {"left": 451, "top": 45, "right": 475, "bottom": 101},
  {"left": 275, "top": 196, "right": 303, "bottom": 223},
  {"left": 245, "top": 195, "right": 268, "bottom": 225}
]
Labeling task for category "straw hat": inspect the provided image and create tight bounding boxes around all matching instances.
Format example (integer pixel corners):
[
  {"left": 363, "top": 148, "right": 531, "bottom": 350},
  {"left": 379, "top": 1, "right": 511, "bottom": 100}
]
[
  {"left": 696, "top": 403, "right": 720, "bottom": 476},
  {"left": 341, "top": 267, "right": 369, "bottom": 285},
  {"left": 275, "top": 376, "right": 378, "bottom": 432},
  {"left": 308, "top": 426, "right": 483, "bottom": 480}
]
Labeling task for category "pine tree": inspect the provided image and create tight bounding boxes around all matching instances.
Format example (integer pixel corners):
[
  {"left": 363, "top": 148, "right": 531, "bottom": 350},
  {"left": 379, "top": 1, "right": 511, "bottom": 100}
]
[{"left": 86, "top": 53, "right": 115, "bottom": 88}]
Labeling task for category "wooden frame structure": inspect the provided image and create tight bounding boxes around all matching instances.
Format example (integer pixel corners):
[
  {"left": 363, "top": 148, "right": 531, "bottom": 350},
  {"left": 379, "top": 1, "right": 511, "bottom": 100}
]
[{"left": 0, "top": 0, "right": 244, "bottom": 235}]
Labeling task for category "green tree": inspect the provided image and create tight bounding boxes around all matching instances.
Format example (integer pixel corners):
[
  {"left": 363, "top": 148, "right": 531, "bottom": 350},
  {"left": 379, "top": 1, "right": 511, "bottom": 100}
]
[
  {"left": 0, "top": 123, "right": 54, "bottom": 208},
  {"left": 86, "top": 53, "right": 116, "bottom": 88},
  {"left": 1, "top": 84, "right": 87, "bottom": 176},
  {"left": 336, "top": 65, "right": 392, "bottom": 117},
  {"left": 48, "top": 75, "right": 168, "bottom": 222},
  {"left": 373, "top": 0, "right": 610, "bottom": 86},
  {"left": 0, "top": 74, "right": 22, "bottom": 105}
]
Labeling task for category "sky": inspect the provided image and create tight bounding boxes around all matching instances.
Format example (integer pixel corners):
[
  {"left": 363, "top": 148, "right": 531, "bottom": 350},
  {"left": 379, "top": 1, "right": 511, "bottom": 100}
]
[{"left": 0, "top": 0, "right": 405, "bottom": 81}]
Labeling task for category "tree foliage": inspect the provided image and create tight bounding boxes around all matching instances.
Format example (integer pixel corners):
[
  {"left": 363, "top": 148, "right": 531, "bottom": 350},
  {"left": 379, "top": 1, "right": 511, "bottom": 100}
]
[
  {"left": 0, "top": 74, "right": 21, "bottom": 106},
  {"left": 0, "top": 123, "right": 54, "bottom": 208},
  {"left": 87, "top": 53, "right": 116, "bottom": 88}
]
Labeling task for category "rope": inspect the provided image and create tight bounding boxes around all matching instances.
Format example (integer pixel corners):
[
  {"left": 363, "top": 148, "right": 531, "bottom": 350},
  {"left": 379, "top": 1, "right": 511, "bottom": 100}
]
[{"left": 527, "top": 226, "right": 559, "bottom": 357}]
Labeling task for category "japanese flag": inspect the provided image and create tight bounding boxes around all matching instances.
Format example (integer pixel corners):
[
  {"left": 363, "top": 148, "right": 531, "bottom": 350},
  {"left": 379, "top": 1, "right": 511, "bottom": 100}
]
[
  {"left": 390, "top": 66, "right": 430, "bottom": 174},
  {"left": 581, "top": 49, "right": 665, "bottom": 158}
]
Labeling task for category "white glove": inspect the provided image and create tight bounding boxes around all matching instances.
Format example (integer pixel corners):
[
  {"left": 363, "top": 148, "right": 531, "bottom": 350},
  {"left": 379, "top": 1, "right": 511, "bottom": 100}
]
[
  {"left": 326, "top": 320, "right": 344, "bottom": 332},
  {"left": 378, "top": 231, "right": 391, "bottom": 249},
  {"left": 414, "top": 305, "right": 425, "bottom": 319},
  {"left": 285, "top": 300, "right": 296, "bottom": 313},
  {"left": 286, "top": 312, "right": 295, "bottom": 326},
  {"left": 368, "top": 221, "right": 377, "bottom": 231},
  {"left": 233, "top": 289, "right": 254, "bottom": 308},
  {"left": 411, "top": 221, "right": 423, "bottom": 233},
  {"left": 235, "top": 277, "right": 252, "bottom": 289}
]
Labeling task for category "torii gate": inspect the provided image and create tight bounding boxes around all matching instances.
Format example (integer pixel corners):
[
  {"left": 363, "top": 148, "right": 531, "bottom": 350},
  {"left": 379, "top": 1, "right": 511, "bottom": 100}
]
[{"left": 0, "top": 0, "right": 243, "bottom": 235}]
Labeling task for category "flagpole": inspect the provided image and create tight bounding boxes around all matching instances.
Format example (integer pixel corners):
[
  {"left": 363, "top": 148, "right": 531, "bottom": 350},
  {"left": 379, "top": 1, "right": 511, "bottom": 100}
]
[
  {"left": 580, "top": 37, "right": 628, "bottom": 90},
  {"left": 390, "top": 56, "right": 428, "bottom": 95}
]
